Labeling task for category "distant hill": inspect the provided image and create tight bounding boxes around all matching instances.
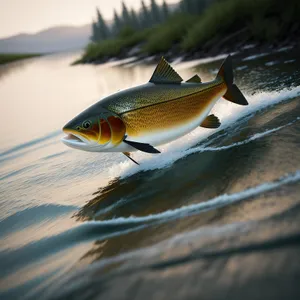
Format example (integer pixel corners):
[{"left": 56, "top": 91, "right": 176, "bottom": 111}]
[
  {"left": 0, "top": 25, "right": 91, "bottom": 53},
  {"left": 0, "top": 2, "right": 179, "bottom": 54}
]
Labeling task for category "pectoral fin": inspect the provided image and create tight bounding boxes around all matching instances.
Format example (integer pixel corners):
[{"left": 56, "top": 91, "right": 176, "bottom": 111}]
[
  {"left": 123, "top": 139, "right": 161, "bottom": 154},
  {"left": 200, "top": 114, "right": 221, "bottom": 129}
]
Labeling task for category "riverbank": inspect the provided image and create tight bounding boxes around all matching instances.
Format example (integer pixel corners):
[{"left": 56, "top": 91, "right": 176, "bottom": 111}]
[
  {"left": 73, "top": 0, "right": 300, "bottom": 65},
  {"left": 0, "top": 53, "right": 41, "bottom": 65}
]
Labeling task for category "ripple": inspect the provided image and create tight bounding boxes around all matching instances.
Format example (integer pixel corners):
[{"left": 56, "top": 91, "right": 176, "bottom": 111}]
[{"left": 87, "top": 170, "right": 300, "bottom": 226}]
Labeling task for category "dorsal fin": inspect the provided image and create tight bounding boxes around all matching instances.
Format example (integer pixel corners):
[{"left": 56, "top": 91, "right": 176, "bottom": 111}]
[
  {"left": 186, "top": 74, "right": 202, "bottom": 83},
  {"left": 149, "top": 57, "right": 183, "bottom": 84}
]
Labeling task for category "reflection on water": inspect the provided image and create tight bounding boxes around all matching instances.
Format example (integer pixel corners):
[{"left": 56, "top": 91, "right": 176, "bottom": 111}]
[
  {"left": 74, "top": 97, "right": 300, "bottom": 264},
  {"left": 0, "top": 60, "right": 30, "bottom": 81},
  {"left": 0, "top": 49, "right": 300, "bottom": 300}
]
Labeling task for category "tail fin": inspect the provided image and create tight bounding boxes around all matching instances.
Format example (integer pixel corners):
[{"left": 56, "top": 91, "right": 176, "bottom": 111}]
[{"left": 217, "top": 55, "right": 248, "bottom": 106}]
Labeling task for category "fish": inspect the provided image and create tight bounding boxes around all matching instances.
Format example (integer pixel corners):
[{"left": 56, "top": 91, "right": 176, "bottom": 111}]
[{"left": 62, "top": 55, "right": 248, "bottom": 164}]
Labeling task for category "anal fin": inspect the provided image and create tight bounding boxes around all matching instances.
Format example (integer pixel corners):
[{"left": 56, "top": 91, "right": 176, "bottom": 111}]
[{"left": 200, "top": 114, "right": 221, "bottom": 129}]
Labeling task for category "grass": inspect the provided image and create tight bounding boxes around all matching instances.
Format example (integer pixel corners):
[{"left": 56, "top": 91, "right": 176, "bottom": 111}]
[
  {"left": 78, "top": 0, "right": 300, "bottom": 63},
  {"left": 182, "top": 0, "right": 300, "bottom": 50},
  {"left": 0, "top": 53, "right": 41, "bottom": 65},
  {"left": 74, "top": 28, "right": 153, "bottom": 64},
  {"left": 142, "top": 13, "right": 197, "bottom": 55}
]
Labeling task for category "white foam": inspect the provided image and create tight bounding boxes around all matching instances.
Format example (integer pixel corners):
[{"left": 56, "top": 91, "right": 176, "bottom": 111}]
[
  {"left": 188, "top": 117, "right": 299, "bottom": 155},
  {"left": 95, "top": 197, "right": 128, "bottom": 217},
  {"left": 236, "top": 65, "right": 248, "bottom": 71},
  {"left": 243, "top": 52, "right": 269, "bottom": 61},
  {"left": 171, "top": 56, "right": 184, "bottom": 65},
  {"left": 265, "top": 61, "right": 279, "bottom": 67},
  {"left": 242, "top": 44, "right": 256, "bottom": 50},
  {"left": 118, "top": 118, "right": 296, "bottom": 176},
  {"left": 176, "top": 53, "right": 237, "bottom": 71},
  {"left": 242, "top": 46, "right": 293, "bottom": 62},
  {"left": 108, "top": 86, "right": 300, "bottom": 178},
  {"left": 284, "top": 59, "right": 296, "bottom": 64},
  {"left": 104, "top": 56, "right": 138, "bottom": 67},
  {"left": 277, "top": 46, "right": 293, "bottom": 52},
  {"left": 91, "top": 170, "right": 300, "bottom": 226}
]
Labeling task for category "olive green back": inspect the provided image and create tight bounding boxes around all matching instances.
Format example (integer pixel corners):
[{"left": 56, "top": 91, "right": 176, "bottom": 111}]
[{"left": 100, "top": 79, "right": 223, "bottom": 115}]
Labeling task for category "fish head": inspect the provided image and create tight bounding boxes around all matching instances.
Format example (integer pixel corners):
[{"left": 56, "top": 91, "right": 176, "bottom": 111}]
[{"left": 61, "top": 103, "right": 125, "bottom": 151}]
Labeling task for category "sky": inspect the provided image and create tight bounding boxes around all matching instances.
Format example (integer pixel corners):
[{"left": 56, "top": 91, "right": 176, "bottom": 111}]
[{"left": 0, "top": 0, "right": 178, "bottom": 38}]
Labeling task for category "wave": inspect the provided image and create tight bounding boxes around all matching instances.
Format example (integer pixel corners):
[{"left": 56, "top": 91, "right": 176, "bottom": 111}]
[
  {"left": 176, "top": 54, "right": 229, "bottom": 69},
  {"left": 90, "top": 170, "right": 300, "bottom": 226},
  {"left": 0, "top": 130, "right": 61, "bottom": 158},
  {"left": 94, "top": 197, "right": 129, "bottom": 217},
  {"left": 284, "top": 59, "right": 296, "bottom": 64},
  {"left": 41, "top": 150, "right": 69, "bottom": 161},
  {"left": 0, "top": 204, "right": 77, "bottom": 236},
  {"left": 107, "top": 86, "right": 300, "bottom": 179},
  {"left": 96, "top": 118, "right": 299, "bottom": 217},
  {"left": 243, "top": 52, "right": 270, "bottom": 61},
  {"left": 188, "top": 117, "right": 299, "bottom": 155},
  {"left": 242, "top": 46, "right": 293, "bottom": 62},
  {"left": 2, "top": 171, "right": 299, "bottom": 278},
  {"left": 0, "top": 164, "right": 38, "bottom": 181},
  {"left": 143, "top": 117, "right": 299, "bottom": 174}
]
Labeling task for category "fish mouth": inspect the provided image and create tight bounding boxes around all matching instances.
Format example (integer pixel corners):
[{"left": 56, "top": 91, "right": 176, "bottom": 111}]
[{"left": 61, "top": 131, "right": 87, "bottom": 147}]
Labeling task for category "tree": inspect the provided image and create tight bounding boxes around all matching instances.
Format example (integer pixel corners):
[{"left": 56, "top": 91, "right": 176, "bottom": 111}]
[
  {"left": 121, "top": 1, "right": 131, "bottom": 26},
  {"left": 180, "top": 0, "right": 195, "bottom": 14},
  {"left": 96, "top": 8, "right": 109, "bottom": 40},
  {"left": 195, "top": 0, "right": 211, "bottom": 14},
  {"left": 161, "top": 0, "right": 169, "bottom": 21},
  {"left": 180, "top": 0, "right": 210, "bottom": 14},
  {"left": 113, "top": 9, "right": 122, "bottom": 35},
  {"left": 150, "top": 0, "right": 161, "bottom": 24},
  {"left": 130, "top": 8, "right": 140, "bottom": 29},
  {"left": 140, "top": 0, "right": 151, "bottom": 28},
  {"left": 90, "top": 21, "right": 99, "bottom": 42}
]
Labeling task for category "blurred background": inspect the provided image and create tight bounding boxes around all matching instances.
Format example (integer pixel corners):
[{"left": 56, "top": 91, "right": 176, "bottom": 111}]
[{"left": 1, "top": 0, "right": 299, "bottom": 64}]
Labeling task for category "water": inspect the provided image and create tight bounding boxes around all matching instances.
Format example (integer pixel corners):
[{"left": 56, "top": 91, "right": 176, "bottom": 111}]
[{"left": 0, "top": 48, "right": 300, "bottom": 299}]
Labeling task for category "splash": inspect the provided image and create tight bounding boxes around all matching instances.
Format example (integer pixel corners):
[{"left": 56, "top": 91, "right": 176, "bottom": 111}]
[
  {"left": 109, "top": 86, "right": 300, "bottom": 179},
  {"left": 188, "top": 117, "right": 300, "bottom": 155}
]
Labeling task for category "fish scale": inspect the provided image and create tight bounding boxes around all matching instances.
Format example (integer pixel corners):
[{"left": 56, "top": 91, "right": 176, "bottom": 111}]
[{"left": 101, "top": 81, "right": 221, "bottom": 115}]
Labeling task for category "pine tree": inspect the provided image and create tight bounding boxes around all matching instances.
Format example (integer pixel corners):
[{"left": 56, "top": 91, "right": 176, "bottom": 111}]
[
  {"left": 140, "top": 0, "right": 150, "bottom": 28},
  {"left": 121, "top": 1, "right": 131, "bottom": 27},
  {"left": 90, "top": 8, "right": 110, "bottom": 41},
  {"left": 180, "top": 0, "right": 192, "bottom": 13},
  {"left": 113, "top": 9, "right": 122, "bottom": 35},
  {"left": 130, "top": 8, "right": 140, "bottom": 29},
  {"left": 90, "top": 21, "right": 98, "bottom": 42},
  {"left": 195, "top": 0, "right": 210, "bottom": 14},
  {"left": 150, "top": 0, "right": 161, "bottom": 24},
  {"left": 181, "top": 0, "right": 204, "bottom": 14},
  {"left": 162, "top": 0, "right": 169, "bottom": 21}
]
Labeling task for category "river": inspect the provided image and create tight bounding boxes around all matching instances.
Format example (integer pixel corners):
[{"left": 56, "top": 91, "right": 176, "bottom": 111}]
[{"left": 0, "top": 48, "right": 300, "bottom": 299}]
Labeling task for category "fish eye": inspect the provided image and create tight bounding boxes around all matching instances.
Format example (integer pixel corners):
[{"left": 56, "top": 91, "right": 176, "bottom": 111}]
[{"left": 82, "top": 120, "right": 92, "bottom": 129}]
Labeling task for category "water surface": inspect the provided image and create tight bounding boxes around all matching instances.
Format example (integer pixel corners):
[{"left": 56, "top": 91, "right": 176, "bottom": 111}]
[{"left": 0, "top": 48, "right": 300, "bottom": 299}]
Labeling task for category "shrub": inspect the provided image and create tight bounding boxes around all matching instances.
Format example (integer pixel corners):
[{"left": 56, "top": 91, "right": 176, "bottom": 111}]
[
  {"left": 182, "top": 0, "right": 300, "bottom": 50},
  {"left": 143, "top": 13, "right": 197, "bottom": 54}
]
